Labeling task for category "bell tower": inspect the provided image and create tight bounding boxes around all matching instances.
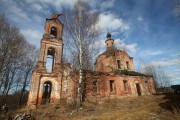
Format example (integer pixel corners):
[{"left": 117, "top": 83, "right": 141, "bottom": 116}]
[
  {"left": 37, "top": 13, "right": 64, "bottom": 73},
  {"left": 27, "top": 14, "right": 66, "bottom": 108}
]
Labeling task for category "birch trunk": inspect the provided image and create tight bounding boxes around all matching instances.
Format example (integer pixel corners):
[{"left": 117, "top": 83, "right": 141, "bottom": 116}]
[
  {"left": 65, "top": 1, "right": 100, "bottom": 110},
  {"left": 77, "top": 5, "right": 83, "bottom": 108}
]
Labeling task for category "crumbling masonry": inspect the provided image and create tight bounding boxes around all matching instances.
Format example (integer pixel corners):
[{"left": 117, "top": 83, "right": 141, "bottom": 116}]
[{"left": 27, "top": 14, "right": 156, "bottom": 108}]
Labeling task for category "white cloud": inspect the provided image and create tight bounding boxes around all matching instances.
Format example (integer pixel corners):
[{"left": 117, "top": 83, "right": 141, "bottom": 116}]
[
  {"left": 170, "top": 52, "right": 180, "bottom": 57},
  {"left": 95, "top": 37, "right": 138, "bottom": 56},
  {"left": 168, "top": 70, "right": 180, "bottom": 78},
  {"left": 150, "top": 58, "right": 180, "bottom": 67},
  {"left": 37, "top": 0, "right": 77, "bottom": 10},
  {"left": 137, "top": 16, "right": 143, "bottom": 21},
  {"left": 1, "top": 0, "right": 31, "bottom": 22},
  {"left": 33, "top": 15, "right": 43, "bottom": 24},
  {"left": 23, "top": 0, "right": 77, "bottom": 8},
  {"left": 30, "top": 3, "right": 43, "bottom": 12},
  {"left": 100, "top": 0, "right": 115, "bottom": 9},
  {"left": 140, "top": 50, "right": 164, "bottom": 56},
  {"left": 175, "top": 77, "right": 180, "bottom": 80},
  {"left": 21, "top": 29, "right": 42, "bottom": 46},
  {"left": 99, "top": 13, "right": 130, "bottom": 32},
  {"left": 126, "top": 44, "right": 138, "bottom": 53},
  {"left": 114, "top": 38, "right": 138, "bottom": 53},
  {"left": 92, "top": 39, "right": 106, "bottom": 55},
  {"left": 9, "top": 0, "right": 77, "bottom": 19},
  {"left": 111, "top": 31, "right": 119, "bottom": 35}
]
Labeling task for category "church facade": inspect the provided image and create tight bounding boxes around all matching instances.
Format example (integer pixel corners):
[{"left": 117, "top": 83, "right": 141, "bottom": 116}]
[{"left": 27, "top": 14, "right": 156, "bottom": 108}]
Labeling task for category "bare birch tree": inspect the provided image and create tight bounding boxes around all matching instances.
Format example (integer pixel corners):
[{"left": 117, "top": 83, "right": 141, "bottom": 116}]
[{"left": 64, "top": 1, "right": 100, "bottom": 109}]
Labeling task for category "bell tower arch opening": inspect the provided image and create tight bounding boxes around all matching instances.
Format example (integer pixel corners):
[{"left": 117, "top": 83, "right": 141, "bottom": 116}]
[
  {"left": 46, "top": 47, "right": 55, "bottom": 73},
  {"left": 50, "top": 27, "right": 57, "bottom": 38}
]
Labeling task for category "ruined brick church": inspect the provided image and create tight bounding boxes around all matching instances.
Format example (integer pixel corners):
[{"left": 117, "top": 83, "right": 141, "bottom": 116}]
[{"left": 27, "top": 14, "right": 156, "bottom": 107}]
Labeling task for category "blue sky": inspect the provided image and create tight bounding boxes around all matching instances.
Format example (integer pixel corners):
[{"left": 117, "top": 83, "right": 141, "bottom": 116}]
[{"left": 0, "top": 0, "right": 180, "bottom": 85}]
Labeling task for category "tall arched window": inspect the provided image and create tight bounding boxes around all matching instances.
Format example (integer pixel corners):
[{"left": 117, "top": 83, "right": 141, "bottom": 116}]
[
  {"left": 42, "top": 81, "right": 52, "bottom": 104},
  {"left": 46, "top": 47, "right": 55, "bottom": 72},
  {"left": 50, "top": 27, "right": 57, "bottom": 37},
  {"left": 126, "top": 61, "right": 129, "bottom": 69},
  {"left": 117, "top": 60, "right": 121, "bottom": 69}
]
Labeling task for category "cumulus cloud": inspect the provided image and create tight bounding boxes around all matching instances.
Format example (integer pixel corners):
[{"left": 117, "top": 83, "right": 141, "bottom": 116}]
[
  {"left": 21, "top": 29, "right": 42, "bottom": 46},
  {"left": 100, "top": 0, "right": 115, "bottom": 9},
  {"left": 0, "top": 0, "right": 31, "bottom": 22},
  {"left": 33, "top": 15, "right": 43, "bottom": 24},
  {"left": 150, "top": 58, "right": 180, "bottom": 67},
  {"left": 137, "top": 16, "right": 143, "bottom": 21},
  {"left": 114, "top": 38, "right": 137, "bottom": 53},
  {"left": 126, "top": 44, "right": 138, "bottom": 53},
  {"left": 99, "top": 13, "right": 130, "bottom": 32},
  {"left": 24, "top": 0, "right": 77, "bottom": 10},
  {"left": 0, "top": 0, "right": 79, "bottom": 24},
  {"left": 140, "top": 50, "right": 164, "bottom": 56},
  {"left": 96, "top": 39, "right": 106, "bottom": 49},
  {"left": 94, "top": 37, "right": 137, "bottom": 57},
  {"left": 48, "top": 0, "right": 77, "bottom": 10},
  {"left": 30, "top": 3, "right": 43, "bottom": 12},
  {"left": 0, "top": 0, "right": 71, "bottom": 43}
]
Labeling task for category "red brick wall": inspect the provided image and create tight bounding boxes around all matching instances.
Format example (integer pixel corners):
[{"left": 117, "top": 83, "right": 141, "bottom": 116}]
[
  {"left": 71, "top": 72, "right": 156, "bottom": 100},
  {"left": 95, "top": 50, "right": 134, "bottom": 72}
]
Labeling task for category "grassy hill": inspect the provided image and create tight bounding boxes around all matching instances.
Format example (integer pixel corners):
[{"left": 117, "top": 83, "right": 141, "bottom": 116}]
[{"left": 4, "top": 94, "right": 180, "bottom": 120}]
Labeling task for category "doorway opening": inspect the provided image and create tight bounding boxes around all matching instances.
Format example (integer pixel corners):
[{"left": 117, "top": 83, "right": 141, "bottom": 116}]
[
  {"left": 136, "top": 83, "right": 141, "bottom": 96},
  {"left": 42, "top": 81, "right": 52, "bottom": 104}
]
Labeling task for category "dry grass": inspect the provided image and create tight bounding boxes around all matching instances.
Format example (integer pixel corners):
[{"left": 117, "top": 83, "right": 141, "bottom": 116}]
[
  {"left": 5, "top": 94, "right": 180, "bottom": 120},
  {"left": 172, "top": 106, "right": 180, "bottom": 120}
]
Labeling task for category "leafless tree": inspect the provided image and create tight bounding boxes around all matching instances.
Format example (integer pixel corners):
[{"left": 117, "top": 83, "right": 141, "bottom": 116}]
[
  {"left": 0, "top": 15, "right": 26, "bottom": 103},
  {"left": 64, "top": 1, "right": 100, "bottom": 109},
  {"left": 0, "top": 14, "right": 38, "bottom": 106},
  {"left": 18, "top": 44, "right": 38, "bottom": 107},
  {"left": 138, "top": 60, "right": 171, "bottom": 93}
]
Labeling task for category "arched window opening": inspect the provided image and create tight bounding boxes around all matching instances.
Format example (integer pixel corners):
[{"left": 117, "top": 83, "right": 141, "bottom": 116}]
[
  {"left": 46, "top": 48, "right": 55, "bottom": 73},
  {"left": 117, "top": 60, "right": 121, "bottom": 69},
  {"left": 42, "top": 81, "right": 52, "bottom": 104},
  {"left": 126, "top": 61, "right": 129, "bottom": 69},
  {"left": 50, "top": 27, "right": 57, "bottom": 37}
]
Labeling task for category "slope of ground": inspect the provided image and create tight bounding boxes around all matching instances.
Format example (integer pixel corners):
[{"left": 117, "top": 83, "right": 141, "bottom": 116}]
[{"left": 5, "top": 94, "right": 180, "bottom": 120}]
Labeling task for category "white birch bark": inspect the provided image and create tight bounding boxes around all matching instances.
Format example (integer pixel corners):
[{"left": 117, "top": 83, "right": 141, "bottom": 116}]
[{"left": 65, "top": 1, "right": 100, "bottom": 109}]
